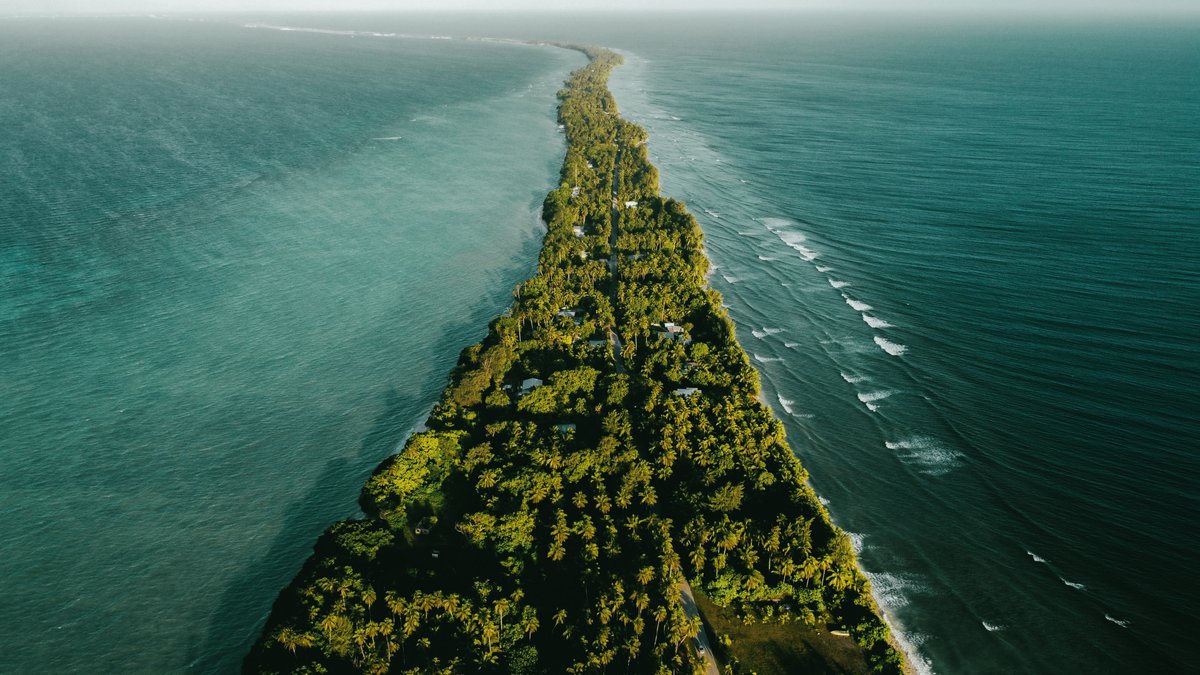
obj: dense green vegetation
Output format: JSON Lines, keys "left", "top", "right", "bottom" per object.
{"left": 245, "top": 46, "right": 904, "bottom": 675}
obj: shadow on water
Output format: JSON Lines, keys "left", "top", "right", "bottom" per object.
{"left": 184, "top": 382, "right": 424, "bottom": 674}
{"left": 185, "top": 222, "right": 545, "bottom": 674}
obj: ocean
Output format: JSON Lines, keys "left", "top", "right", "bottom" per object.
{"left": 0, "top": 16, "right": 582, "bottom": 673}
{"left": 2, "top": 12, "right": 1197, "bottom": 674}
{"left": 600, "top": 15, "right": 1200, "bottom": 674}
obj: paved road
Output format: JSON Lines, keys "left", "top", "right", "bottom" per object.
{"left": 608, "top": 151, "right": 720, "bottom": 675}
{"left": 607, "top": 150, "right": 625, "bottom": 375}
{"left": 680, "top": 580, "right": 721, "bottom": 675}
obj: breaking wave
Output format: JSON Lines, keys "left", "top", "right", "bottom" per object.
{"left": 874, "top": 336, "right": 907, "bottom": 356}
{"left": 843, "top": 295, "right": 873, "bottom": 312}
{"left": 886, "top": 436, "right": 964, "bottom": 475}
{"left": 773, "top": 230, "right": 819, "bottom": 260}
{"left": 761, "top": 217, "right": 798, "bottom": 231}
{"left": 776, "top": 395, "right": 795, "bottom": 414}
{"left": 862, "top": 314, "right": 893, "bottom": 329}
{"left": 861, "top": 571, "right": 938, "bottom": 675}
{"left": 857, "top": 390, "right": 895, "bottom": 404}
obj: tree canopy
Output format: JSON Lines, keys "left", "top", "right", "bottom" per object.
{"left": 244, "top": 46, "right": 904, "bottom": 675}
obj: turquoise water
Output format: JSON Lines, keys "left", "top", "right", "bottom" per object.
{"left": 278, "top": 11, "right": 1198, "bottom": 673}
{"left": 0, "top": 17, "right": 582, "bottom": 672}
{"left": 3, "top": 12, "right": 1197, "bottom": 675}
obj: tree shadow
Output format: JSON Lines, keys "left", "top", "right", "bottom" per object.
{"left": 184, "top": 381, "right": 423, "bottom": 674}
{"left": 185, "top": 301, "right": 533, "bottom": 673}
{"left": 187, "top": 190, "right": 547, "bottom": 675}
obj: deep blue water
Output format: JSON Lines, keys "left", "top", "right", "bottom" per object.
{"left": 602, "top": 15, "right": 1200, "bottom": 674}
{"left": 2, "top": 12, "right": 1197, "bottom": 674}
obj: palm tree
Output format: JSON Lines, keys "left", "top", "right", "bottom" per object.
{"left": 652, "top": 606, "right": 668, "bottom": 646}
{"left": 636, "top": 566, "right": 655, "bottom": 586}
{"left": 274, "top": 627, "right": 314, "bottom": 655}
{"left": 494, "top": 597, "right": 511, "bottom": 635}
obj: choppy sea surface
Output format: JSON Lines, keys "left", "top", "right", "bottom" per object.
{"left": 2, "top": 12, "right": 1197, "bottom": 674}
{"left": 601, "top": 15, "right": 1200, "bottom": 674}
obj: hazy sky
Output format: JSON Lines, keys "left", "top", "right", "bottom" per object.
{"left": 5, "top": 0, "right": 1199, "bottom": 14}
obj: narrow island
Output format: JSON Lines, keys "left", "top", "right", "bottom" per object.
{"left": 245, "top": 46, "right": 906, "bottom": 675}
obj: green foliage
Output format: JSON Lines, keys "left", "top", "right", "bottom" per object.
{"left": 246, "top": 46, "right": 902, "bottom": 675}
{"left": 361, "top": 431, "right": 463, "bottom": 527}
{"left": 330, "top": 521, "right": 395, "bottom": 561}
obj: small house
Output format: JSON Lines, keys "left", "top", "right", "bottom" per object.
{"left": 655, "top": 322, "right": 690, "bottom": 345}
{"left": 624, "top": 201, "right": 638, "bottom": 208}
{"left": 555, "top": 423, "right": 577, "bottom": 436}
{"left": 672, "top": 387, "right": 700, "bottom": 397}
{"left": 587, "top": 339, "right": 608, "bottom": 348}
{"left": 572, "top": 225, "right": 585, "bottom": 238}
{"left": 571, "top": 186, "right": 581, "bottom": 198}
{"left": 519, "top": 378, "right": 543, "bottom": 397}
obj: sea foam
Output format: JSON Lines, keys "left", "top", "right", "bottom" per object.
{"left": 1105, "top": 614, "right": 1130, "bottom": 628}
{"left": 857, "top": 390, "right": 895, "bottom": 404}
{"left": 886, "top": 436, "right": 964, "bottom": 475}
{"left": 874, "top": 336, "right": 907, "bottom": 356}
{"left": 761, "top": 217, "right": 797, "bottom": 231}
{"left": 828, "top": 278, "right": 848, "bottom": 289}
{"left": 847, "top": 531, "right": 865, "bottom": 554}
{"left": 861, "top": 571, "right": 937, "bottom": 675}
{"left": 773, "top": 230, "right": 819, "bottom": 260}
{"left": 776, "top": 395, "right": 795, "bottom": 414}
{"left": 862, "top": 314, "right": 893, "bottom": 329}
{"left": 843, "top": 295, "right": 873, "bottom": 312}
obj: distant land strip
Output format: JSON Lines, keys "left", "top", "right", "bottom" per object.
{"left": 244, "top": 45, "right": 907, "bottom": 675}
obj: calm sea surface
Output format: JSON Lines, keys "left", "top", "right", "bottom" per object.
{"left": 2, "top": 12, "right": 1197, "bottom": 674}
{"left": 0, "top": 16, "right": 581, "bottom": 672}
